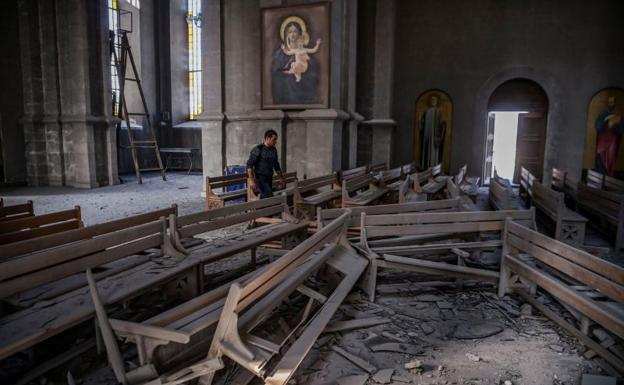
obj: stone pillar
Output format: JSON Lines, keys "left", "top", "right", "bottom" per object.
{"left": 18, "top": 0, "right": 117, "bottom": 188}
{"left": 288, "top": 109, "right": 349, "bottom": 177}
{"left": 356, "top": 0, "right": 397, "bottom": 166}
{"left": 199, "top": 0, "right": 224, "bottom": 196}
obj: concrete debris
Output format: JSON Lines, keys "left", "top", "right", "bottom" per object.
{"left": 336, "top": 374, "right": 369, "bottom": 385}
{"left": 465, "top": 353, "right": 481, "bottom": 362}
{"left": 372, "top": 368, "right": 394, "bottom": 384}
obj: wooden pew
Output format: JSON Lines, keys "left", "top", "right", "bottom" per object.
{"left": 341, "top": 173, "right": 390, "bottom": 208}
{"left": 319, "top": 198, "right": 461, "bottom": 236}
{"left": 0, "top": 208, "right": 194, "bottom": 360}
{"left": 551, "top": 168, "right": 580, "bottom": 207}
{"left": 89, "top": 211, "right": 367, "bottom": 385}
{"left": 498, "top": 219, "right": 624, "bottom": 368}
{"left": 488, "top": 174, "right": 515, "bottom": 210}
{"left": 455, "top": 164, "right": 480, "bottom": 202}
{"left": 359, "top": 209, "right": 536, "bottom": 301}
{"left": 585, "top": 169, "right": 604, "bottom": 189}
{"left": 584, "top": 169, "right": 624, "bottom": 194}
{"left": 368, "top": 161, "right": 389, "bottom": 173}
{"left": 247, "top": 171, "right": 298, "bottom": 202}
{"left": 531, "top": 181, "right": 588, "bottom": 247}
{"left": 339, "top": 165, "right": 368, "bottom": 184}
{"left": 0, "top": 206, "right": 83, "bottom": 245}
{"left": 171, "top": 195, "right": 308, "bottom": 259}
{"left": 292, "top": 173, "right": 341, "bottom": 219}
{"left": 401, "top": 161, "right": 417, "bottom": 176}
{"left": 577, "top": 182, "right": 624, "bottom": 253}
{"left": 446, "top": 179, "right": 477, "bottom": 211}
{"left": 376, "top": 166, "right": 405, "bottom": 203}
{"left": 205, "top": 173, "right": 248, "bottom": 209}
{"left": 519, "top": 166, "right": 536, "bottom": 206}
{"left": 206, "top": 172, "right": 297, "bottom": 209}
{"left": 0, "top": 200, "right": 34, "bottom": 222}
{"left": 420, "top": 164, "right": 449, "bottom": 199}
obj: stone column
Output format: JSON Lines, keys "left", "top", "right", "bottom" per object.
{"left": 356, "top": 0, "right": 397, "bottom": 166}
{"left": 199, "top": 0, "right": 225, "bottom": 196}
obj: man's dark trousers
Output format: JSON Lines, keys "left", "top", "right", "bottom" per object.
{"left": 256, "top": 174, "right": 273, "bottom": 198}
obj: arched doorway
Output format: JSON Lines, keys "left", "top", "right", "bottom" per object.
{"left": 484, "top": 79, "right": 548, "bottom": 183}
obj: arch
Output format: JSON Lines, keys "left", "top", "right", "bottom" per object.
{"left": 582, "top": 87, "right": 624, "bottom": 178}
{"left": 472, "top": 66, "right": 564, "bottom": 183}
{"left": 413, "top": 89, "right": 453, "bottom": 172}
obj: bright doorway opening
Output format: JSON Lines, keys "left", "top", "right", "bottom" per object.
{"left": 489, "top": 111, "right": 526, "bottom": 181}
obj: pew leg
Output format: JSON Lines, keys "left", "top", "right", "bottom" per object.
{"left": 359, "top": 258, "right": 378, "bottom": 302}
{"left": 498, "top": 261, "right": 510, "bottom": 297}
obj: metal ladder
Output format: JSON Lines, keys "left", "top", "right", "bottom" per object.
{"left": 112, "top": 30, "right": 166, "bottom": 184}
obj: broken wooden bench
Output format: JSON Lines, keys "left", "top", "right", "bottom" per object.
{"left": 358, "top": 209, "right": 537, "bottom": 301}
{"left": 446, "top": 178, "right": 477, "bottom": 211}
{"left": 319, "top": 198, "right": 461, "bottom": 237}
{"left": 0, "top": 206, "right": 187, "bottom": 360}
{"left": 341, "top": 173, "right": 390, "bottom": 208}
{"left": 205, "top": 171, "right": 297, "bottom": 209}
{"left": 338, "top": 165, "right": 368, "bottom": 184}
{"left": 551, "top": 167, "right": 581, "bottom": 208}
{"left": 368, "top": 161, "right": 389, "bottom": 173}
{"left": 292, "top": 172, "right": 341, "bottom": 219}
{"left": 498, "top": 219, "right": 624, "bottom": 369}
{"left": 531, "top": 180, "right": 588, "bottom": 247}
{"left": 0, "top": 199, "right": 34, "bottom": 222}
{"left": 488, "top": 174, "right": 516, "bottom": 210}
{"left": 585, "top": 169, "right": 624, "bottom": 193}
{"left": 88, "top": 210, "right": 367, "bottom": 385}
{"left": 376, "top": 166, "right": 406, "bottom": 204}
{"left": 0, "top": 206, "right": 83, "bottom": 245}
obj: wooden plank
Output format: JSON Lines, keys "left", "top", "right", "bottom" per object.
{"left": 383, "top": 254, "right": 499, "bottom": 280}
{"left": 323, "top": 317, "right": 391, "bottom": 333}
{"left": 364, "top": 209, "right": 533, "bottom": 226}
{"left": 515, "top": 289, "right": 624, "bottom": 371}
{"left": 109, "top": 319, "right": 191, "bottom": 344}
{"left": 507, "top": 221, "right": 624, "bottom": 285}
{"left": 331, "top": 346, "right": 377, "bottom": 373}
{"left": 504, "top": 254, "right": 624, "bottom": 339}
{"left": 374, "top": 240, "right": 502, "bottom": 255}
{"left": 0, "top": 201, "right": 33, "bottom": 219}
{"left": 367, "top": 221, "right": 505, "bottom": 238}
{"left": 264, "top": 250, "right": 368, "bottom": 385}
{"left": 378, "top": 259, "right": 499, "bottom": 283}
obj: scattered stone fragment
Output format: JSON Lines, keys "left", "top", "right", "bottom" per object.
{"left": 370, "top": 342, "right": 423, "bottom": 356}
{"left": 454, "top": 322, "right": 504, "bottom": 339}
{"left": 420, "top": 323, "right": 435, "bottom": 335}
{"left": 404, "top": 359, "right": 423, "bottom": 374}
{"left": 465, "top": 352, "right": 480, "bottom": 362}
{"left": 381, "top": 331, "right": 404, "bottom": 342}
{"left": 391, "top": 374, "right": 412, "bottom": 383}
{"left": 436, "top": 301, "right": 453, "bottom": 309}
{"left": 372, "top": 368, "right": 394, "bottom": 384}
{"left": 503, "top": 381, "right": 513, "bottom": 385}
{"left": 336, "top": 374, "right": 369, "bottom": 385}
{"left": 416, "top": 294, "right": 445, "bottom": 302}
{"left": 548, "top": 344, "right": 564, "bottom": 353}
{"left": 520, "top": 304, "right": 532, "bottom": 316}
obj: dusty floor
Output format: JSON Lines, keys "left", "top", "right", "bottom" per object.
{"left": 0, "top": 172, "right": 206, "bottom": 225}
{"left": 1, "top": 176, "right": 622, "bottom": 385}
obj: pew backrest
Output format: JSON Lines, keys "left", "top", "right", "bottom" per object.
{"left": 0, "top": 200, "right": 34, "bottom": 222}
{"left": 368, "top": 162, "right": 389, "bottom": 173}
{"left": 320, "top": 198, "right": 461, "bottom": 229}
{"left": 586, "top": 169, "right": 604, "bottom": 189}
{"left": 0, "top": 206, "right": 83, "bottom": 245}
{"left": 340, "top": 165, "right": 368, "bottom": 182}
{"left": 489, "top": 175, "right": 513, "bottom": 210}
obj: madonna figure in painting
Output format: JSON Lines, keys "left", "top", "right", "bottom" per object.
{"left": 271, "top": 16, "right": 321, "bottom": 105}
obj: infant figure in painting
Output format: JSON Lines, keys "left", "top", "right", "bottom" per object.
{"left": 281, "top": 37, "right": 321, "bottom": 82}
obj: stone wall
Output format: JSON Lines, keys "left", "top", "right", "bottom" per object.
{"left": 391, "top": 0, "right": 624, "bottom": 180}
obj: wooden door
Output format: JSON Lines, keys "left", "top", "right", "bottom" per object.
{"left": 513, "top": 111, "right": 546, "bottom": 183}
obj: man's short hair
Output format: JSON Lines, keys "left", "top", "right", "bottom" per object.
{"left": 264, "top": 129, "right": 278, "bottom": 139}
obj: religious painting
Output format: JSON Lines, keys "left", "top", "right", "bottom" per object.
{"left": 583, "top": 88, "right": 624, "bottom": 178}
{"left": 413, "top": 90, "right": 453, "bottom": 172}
{"left": 261, "top": 3, "right": 330, "bottom": 109}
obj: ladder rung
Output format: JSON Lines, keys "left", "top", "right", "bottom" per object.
{"left": 126, "top": 112, "right": 147, "bottom": 116}
{"left": 139, "top": 168, "right": 163, "bottom": 172}
{"left": 133, "top": 145, "right": 156, "bottom": 149}
{"left": 132, "top": 140, "right": 157, "bottom": 144}
{"left": 125, "top": 78, "right": 138, "bottom": 82}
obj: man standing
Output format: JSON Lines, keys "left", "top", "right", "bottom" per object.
{"left": 247, "top": 129, "right": 285, "bottom": 198}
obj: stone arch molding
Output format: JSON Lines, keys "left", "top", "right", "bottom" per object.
{"left": 473, "top": 66, "right": 564, "bottom": 183}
